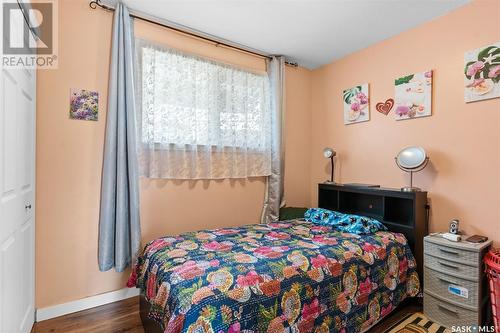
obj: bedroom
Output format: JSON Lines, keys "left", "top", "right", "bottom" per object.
{"left": 0, "top": 0, "right": 499, "bottom": 332}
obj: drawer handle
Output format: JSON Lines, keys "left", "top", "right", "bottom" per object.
{"left": 439, "top": 248, "right": 460, "bottom": 255}
{"left": 438, "top": 304, "right": 459, "bottom": 316}
{"left": 438, "top": 276, "right": 459, "bottom": 285}
{"left": 438, "top": 261, "right": 459, "bottom": 269}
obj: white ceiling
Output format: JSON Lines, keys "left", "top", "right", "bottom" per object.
{"left": 106, "top": 0, "right": 470, "bottom": 69}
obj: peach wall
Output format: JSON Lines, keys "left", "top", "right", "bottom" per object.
{"left": 310, "top": 0, "right": 500, "bottom": 243}
{"left": 36, "top": 0, "right": 311, "bottom": 308}
{"left": 36, "top": 0, "right": 497, "bottom": 311}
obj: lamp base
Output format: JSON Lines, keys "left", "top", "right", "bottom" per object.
{"left": 324, "top": 180, "right": 337, "bottom": 184}
{"left": 401, "top": 186, "right": 421, "bottom": 192}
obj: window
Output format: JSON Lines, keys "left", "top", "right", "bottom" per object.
{"left": 135, "top": 39, "right": 272, "bottom": 179}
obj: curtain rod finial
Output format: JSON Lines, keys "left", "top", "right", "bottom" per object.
{"left": 89, "top": 0, "right": 102, "bottom": 9}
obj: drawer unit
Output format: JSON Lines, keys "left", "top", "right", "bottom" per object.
{"left": 423, "top": 234, "right": 492, "bottom": 329}
{"left": 424, "top": 292, "right": 478, "bottom": 328}
{"left": 424, "top": 253, "right": 481, "bottom": 279}
{"left": 425, "top": 238, "right": 480, "bottom": 266}
{"left": 424, "top": 267, "right": 478, "bottom": 308}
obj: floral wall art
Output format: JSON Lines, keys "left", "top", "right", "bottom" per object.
{"left": 394, "top": 70, "right": 432, "bottom": 120}
{"left": 464, "top": 43, "right": 500, "bottom": 103}
{"left": 69, "top": 88, "right": 99, "bottom": 121}
{"left": 343, "top": 83, "right": 369, "bottom": 124}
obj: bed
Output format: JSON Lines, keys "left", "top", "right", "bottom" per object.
{"left": 129, "top": 185, "right": 428, "bottom": 333}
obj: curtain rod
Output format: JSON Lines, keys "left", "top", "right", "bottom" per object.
{"left": 89, "top": 0, "right": 298, "bottom": 68}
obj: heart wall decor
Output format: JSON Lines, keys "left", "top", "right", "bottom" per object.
{"left": 375, "top": 98, "right": 394, "bottom": 115}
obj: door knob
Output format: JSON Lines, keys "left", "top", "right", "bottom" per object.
{"left": 25, "top": 204, "right": 32, "bottom": 210}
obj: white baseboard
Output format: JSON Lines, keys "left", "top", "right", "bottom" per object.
{"left": 35, "top": 287, "right": 140, "bottom": 322}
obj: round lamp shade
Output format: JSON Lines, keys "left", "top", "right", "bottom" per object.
{"left": 395, "top": 146, "right": 429, "bottom": 192}
{"left": 396, "top": 146, "right": 427, "bottom": 170}
{"left": 323, "top": 147, "right": 336, "bottom": 159}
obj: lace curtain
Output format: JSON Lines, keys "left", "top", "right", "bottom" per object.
{"left": 135, "top": 39, "right": 272, "bottom": 179}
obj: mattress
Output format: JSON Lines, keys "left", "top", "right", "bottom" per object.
{"left": 127, "top": 219, "right": 420, "bottom": 333}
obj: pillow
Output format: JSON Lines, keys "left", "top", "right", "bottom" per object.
{"left": 304, "top": 208, "right": 387, "bottom": 235}
{"left": 279, "top": 207, "right": 308, "bottom": 221}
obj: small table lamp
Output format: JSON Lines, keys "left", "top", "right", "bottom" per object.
{"left": 323, "top": 147, "right": 336, "bottom": 183}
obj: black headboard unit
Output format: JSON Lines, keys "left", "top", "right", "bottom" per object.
{"left": 318, "top": 183, "right": 428, "bottom": 280}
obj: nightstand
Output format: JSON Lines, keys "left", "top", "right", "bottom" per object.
{"left": 423, "top": 234, "right": 492, "bottom": 328}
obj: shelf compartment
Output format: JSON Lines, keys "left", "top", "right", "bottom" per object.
{"left": 318, "top": 188, "right": 338, "bottom": 210}
{"left": 384, "top": 197, "right": 414, "bottom": 226}
{"left": 338, "top": 191, "right": 383, "bottom": 220}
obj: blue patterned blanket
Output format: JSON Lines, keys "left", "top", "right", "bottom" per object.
{"left": 128, "top": 219, "right": 420, "bottom": 333}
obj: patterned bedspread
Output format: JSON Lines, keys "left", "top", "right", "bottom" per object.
{"left": 127, "top": 220, "right": 420, "bottom": 333}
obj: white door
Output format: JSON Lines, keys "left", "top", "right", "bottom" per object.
{"left": 0, "top": 2, "right": 36, "bottom": 332}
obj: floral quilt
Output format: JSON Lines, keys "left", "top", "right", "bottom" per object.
{"left": 127, "top": 219, "right": 420, "bottom": 333}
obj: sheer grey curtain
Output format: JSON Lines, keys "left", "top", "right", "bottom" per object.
{"left": 98, "top": 3, "right": 141, "bottom": 272}
{"left": 261, "top": 56, "right": 286, "bottom": 223}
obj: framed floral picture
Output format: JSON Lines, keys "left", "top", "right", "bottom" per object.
{"left": 69, "top": 88, "right": 99, "bottom": 121}
{"left": 394, "top": 70, "right": 432, "bottom": 120}
{"left": 343, "top": 83, "right": 369, "bottom": 125}
{"left": 464, "top": 43, "right": 500, "bottom": 103}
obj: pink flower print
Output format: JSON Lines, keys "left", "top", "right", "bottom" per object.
{"left": 253, "top": 246, "right": 285, "bottom": 259}
{"left": 424, "top": 71, "right": 432, "bottom": 78}
{"left": 301, "top": 298, "right": 320, "bottom": 321}
{"left": 127, "top": 266, "right": 138, "bottom": 288}
{"left": 274, "top": 246, "right": 289, "bottom": 252}
{"left": 173, "top": 260, "right": 205, "bottom": 280}
{"left": 350, "top": 102, "right": 360, "bottom": 111}
{"left": 395, "top": 105, "right": 410, "bottom": 117}
{"left": 236, "top": 271, "right": 263, "bottom": 287}
{"left": 380, "top": 304, "right": 393, "bottom": 318}
{"left": 489, "top": 65, "right": 500, "bottom": 78}
{"left": 228, "top": 323, "right": 241, "bottom": 333}
{"left": 268, "top": 252, "right": 284, "bottom": 259}
{"left": 358, "top": 277, "right": 372, "bottom": 295}
{"left": 268, "top": 222, "right": 291, "bottom": 229}
{"left": 298, "top": 317, "right": 315, "bottom": 333}
{"left": 147, "top": 265, "right": 158, "bottom": 299}
{"left": 312, "top": 235, "right": 337, "bottom": 246}
{"left": 202, "top": 240, "right": 233, "bottom": 252}
{"left": 147, "top": 239, "right": 170, "bottom": 253}
{"left": 254, "top": 246, "right": 272, "bottom": 254}
{"left": 266, "top": 231, "right": 291, "bottom": 240}
{"left": 311, "top": 254, "right": 329, "bottom": 268}
{"left": 466, "top": 61, "right": 485, "bottom": 76}
{"left": 214, "top": 228, "right": 239, "bottom": 235}
{"left": 166, "top": 314, "right": 185, "bottom": 333}
{"left": 399, "top": 257, "right": 408, "bottom": 277}
{"left": 203, "top": 241, "right": 220, "bottom": 251}
{"left": 357, "top": 92, "right": 368, "bottom": 105}
{"left": 362, "top": 242, "right": 376, "bottom": 253}
{"left": 311, "top": 225, "right": 330, "bottom": 233}
{"left": 381, "top": 236, "right": 391, "bottom": 245}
